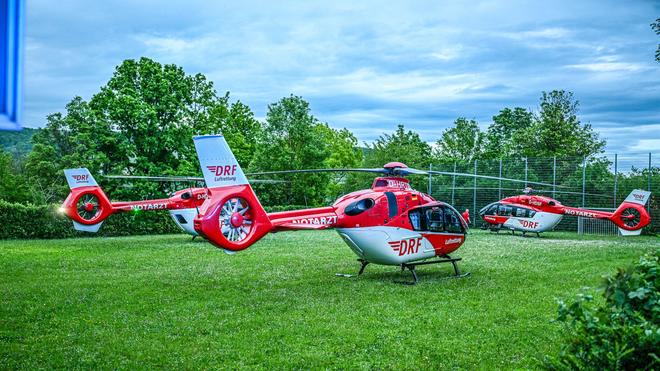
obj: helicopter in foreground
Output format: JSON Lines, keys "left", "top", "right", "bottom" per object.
{"left": 479, "top": 187, "right": 651, "bottom": 236}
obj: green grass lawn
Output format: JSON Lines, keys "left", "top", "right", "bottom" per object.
{"left": 1, "top": 230, "right": 657, "bottom": 369}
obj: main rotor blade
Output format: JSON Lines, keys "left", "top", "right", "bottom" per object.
{"left": 105, "top": 175, "right": 204, "bottom": 182}
{"left": 104, "top": 175, "right": 287, "bottom": 184}
{"left": 448, "top": 187, "right": 612, "bottom": 197}
{"left": 428, "top": 170, "right": 570, "bottom": 189}
{"left": 245, "top": 168, "right": 388, "bottom": 176}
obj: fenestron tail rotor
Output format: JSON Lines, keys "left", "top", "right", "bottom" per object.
{"left": 220, "top": 197, "right": 253, "bottom": 242}
{"left": 620, "top": 207, "right": 642, "bottom": 229}
{"left": 76, "top": 193, "right": 101, "bottom": 221}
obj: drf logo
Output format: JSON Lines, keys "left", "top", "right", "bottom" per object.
{"left": 519, "top": 220, "right": 539, "bottom": 229}
{"left": 632, "top": 193, "right": 645, "bottom": 201}
{"left": 388, "top": 237, "right": 423, "bottom": 256}
{"left": 207, "top": 165, "right": 237, "bottom": 177}
{"left": 72, "top": 174, "right": 89, "bottom": 183}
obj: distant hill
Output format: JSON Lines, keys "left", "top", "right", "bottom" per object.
{"left": 0, "top": 128, "right": 38, "bottom": 157}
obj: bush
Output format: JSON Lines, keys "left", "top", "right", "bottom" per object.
{"left": 546, "top": 251, "right": 659, "bottom": 370}
{"left": 0, "top": 200, "right": 181, "bottom": 239}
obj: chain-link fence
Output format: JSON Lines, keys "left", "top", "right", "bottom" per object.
{"left": 427, "top": 153, "right": 659, "bottom": 234}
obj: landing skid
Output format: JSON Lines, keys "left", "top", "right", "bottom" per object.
{"left": 395, "top": 255, "right": 470, "bottom": 285}
{"left": 335, "top": 259, "right": 370, "bottom": 278}
{"left": 337, "top": 257, "right": 469, "bottom": 284}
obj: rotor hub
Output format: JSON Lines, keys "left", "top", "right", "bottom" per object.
{"left": 230, "top": 212, "right": 244, "bottom": 227}
{"left": 84, "top": 202, "right": 95, "bottom": 212}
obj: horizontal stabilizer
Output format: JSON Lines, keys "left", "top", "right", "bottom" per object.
{"left": 618, "top": 227, "right": 642, "bottom": 237}
{"left": 72, "top": 221, "right": 103, "bottom": 233}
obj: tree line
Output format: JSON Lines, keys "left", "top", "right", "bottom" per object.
{"left": 0, "top": 56, "right": 642, "bottom": 208}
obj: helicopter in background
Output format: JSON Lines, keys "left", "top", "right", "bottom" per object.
{"left": 479, "top": 187, "right": 651, "bottom": 236}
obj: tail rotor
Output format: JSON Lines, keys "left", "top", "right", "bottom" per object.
{"left": 61, "top": 168, "right": 113, "bottom": 232}
{"left": 609, "top": 189, "right": 652, "bottom": 236}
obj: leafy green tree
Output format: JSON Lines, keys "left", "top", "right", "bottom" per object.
{"left": 249, "top": 95, "right": 332, "bottom": 206}
{"left": 652, "top": 18, "right": 660, "bottom": 62}
{"left": 0, "top": 150, "right": 34, "bottom": 203}
{"left": 365, "top": 124, "right": 432, "bottom": 168}
{"left": 26, "top": 57, "right": 260, "bottom": 202}
{"left": 357, "top": 125, "right": 432, "bottom": 191}
{"left": 521, "top": 90, "right": 605, "bottom": 158}
{"left": 317, "top": 125, "right": 364, "bottom": 199}
{"left": 483, "top": 108, "right": 534, "bottom": 159}
{"left": 434, "top": 118, "right": 484, "bottom": 163}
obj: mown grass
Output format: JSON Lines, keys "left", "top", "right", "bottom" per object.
{"left": 0, "top": 230, "right": 657, "bottom": 369}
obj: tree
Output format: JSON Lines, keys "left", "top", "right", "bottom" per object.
{"left": 522, "top": 90, "right": 604, "bottom": 158}
{"left": 317, "top": 125, "right": 363, "bottom": 199}
{"left": 652, "top": 18, "right": 660, "bottom": 62}
{"left": 360, "top": 125, "right": 432, "bottom": 191}
{"left": 26, "top": 57, "right": 259, "bottom": 202}
{"left": 483, "top": 108, "right": 534, "bottom": 159}
{"left": 249, "top": 95, "right": 332, "bottom": 206}
{"left": 0, "top": 150, "right": 34, "bottom": 204}
{"left": 434, "top": 118, "right": 484, "bottom": 163}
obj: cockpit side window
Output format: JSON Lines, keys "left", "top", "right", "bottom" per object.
{"left": 425, "top": 208, "right": 444, "bottom": 232}
{"left": 484, "top": 204, "right": 498, "bottom": 215}
{"left": 498, "top": 205, "right": 512, "bottom": 216}
{"left": 409, "top": 210, "right": 423, "bottom": 231}
{"left": 409, "top": 205, "right": 466, "bottom": 234}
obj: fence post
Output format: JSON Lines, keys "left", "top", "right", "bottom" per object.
{"left": 613, "top": 153, "right": 618, "bottom": 208}
{"left": 582, "top": 156, "right": 587, "bottom": 207}
{"left": 649, "top": 153, "right": 652, "bottom": 213}
{"left": 552, "top": 156, "right": 556, "bottom": 199}
{"left": 524, "top": 157, "right": 528, "bottom": 188}
{"left": 498, "top": 158, "right": 502, "bottom": 200}
{"left": 451, "top": 162, "right": 456, "bottom": 205}
{"left": 428, "top": 163, "right": 432, "bottom": 195}
{"left": 473, "top": 159, "right": 477, "bottom": 226}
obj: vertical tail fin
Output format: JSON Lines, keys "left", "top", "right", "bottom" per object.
{"left": 61, "top": 168, "right": 112, "bottom": 232}
{"left": 192, "top": 135, "right": 272, "bottom": 251}
{"left": 194, "top": 135, "right": 250, "bottom": 188}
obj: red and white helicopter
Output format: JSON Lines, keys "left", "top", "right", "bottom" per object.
{"left": 479, "top": 187, "right": 651, "bottom": 236}
{"left": 61, "top": 174, "right": 208, "bottom": 236}
{"left": 61, "top": 173, "right": 282, "bottom": 237}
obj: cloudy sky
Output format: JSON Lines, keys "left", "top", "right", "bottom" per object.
{"left": 24, "top": 0, "right": 660, "bottom": 153}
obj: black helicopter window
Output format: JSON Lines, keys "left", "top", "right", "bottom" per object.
{"left": 512, "top": 207, "right": 536, "bottom": 218}
{"left": 443, "top": 208, "right": 463, "bottom": 233}
{"left": 409, "top": 206, "right": 465, "bottom": 234}
{"left": 425, "top": 208, "right": 444, "bottom": 232}
{"left": 498, "top": 205, "right": 512, "bottom": 216}
{"left": 344, "top": 198, "right": 375, "bottom": 216}
{"left": 484, "top": 204, "right": 498, "bottom": 215}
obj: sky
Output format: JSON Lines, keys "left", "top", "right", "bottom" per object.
{"left": 24, "top": 0, "right": 660, "bottom": 153}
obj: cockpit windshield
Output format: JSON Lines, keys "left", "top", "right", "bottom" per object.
{"left": 409, "top": 204, "right": 465, "bottom": 234}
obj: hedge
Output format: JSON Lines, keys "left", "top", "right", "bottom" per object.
{"left": 0, "top": 200, "right": 181, "bottom": 239}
